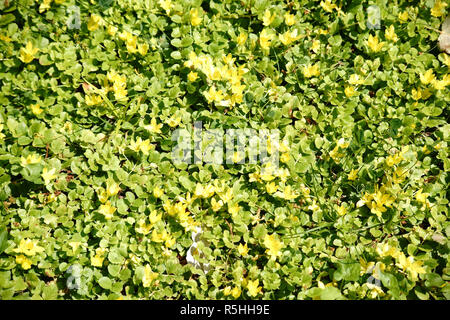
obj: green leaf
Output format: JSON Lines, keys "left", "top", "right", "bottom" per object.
{"left": 98, "top": 277, "right": 112, "bottom": 290}
{"left": 0, "top": 227, "right": 8, "bottom": 255}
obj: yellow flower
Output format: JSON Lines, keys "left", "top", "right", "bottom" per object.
{"left": 349, "top": 74, "right": 364, "bottom": 85}
{"left": 385, "top": 25, "right": 398, "bottom": 42}
{"left": 87, "top": 14, "right": 102, "bottom": 32}
{"left": 370, "top": 190, "right": 395, "bottom": 218}
{"left": 247, "top": 279, "right": 262, "bottom": 297}
{"left": 228, "top": 202, "right": 240, "bottom": 216}
{"left": 30, "top": 103, "right": 43, "bottom": 115}
{"left": 262, "top": 10, "right": 276, "bottom": 26}
{"left": 21, "top": 154, "right": 41, "bottom": 166}
{"left": 311, "top": 39, "right": 320, "bottom": 53}
{"left": 149, "top": 210, "right": 162, "bottom": 224}
{"left": 431, "top": 0, "right": 447, "bottom": 17}
{"left": 398, "top": 11, "right": 408, "bottom": 23}
{"left": 396, "top": 255, "right": 426, "bottom": 281}
{"left": 211, "top": 198, "right": 224, "bottom": 212}
{"left": 280, "top": 152, "right": 290, "bottom": 163}
{"left": 107, "top": 182, "right": 120, "bottom": 197}
{"left": 98, "top": 201, "right": 116, "bottom": 219}
{"left": 344, "top": 86, "right": 356, "bottom": 97}
{"left": 231, "top": 287, "right": 241, "bottom": 298}
{"left": 41, "top": 167, "right": 57, "bottom": 185}
{"left": 411, "top": 88, "right": 421, "bottom": 100}
{"left": 367, "top": 34, "right": 384, "bottom": 52}
{"left": 266, "top": 182, "right": 278, "bottom": 194}
{"left": 336, "top": 204, "right": 347, "bottom": 216}
{"left": 420, "top": 69, "right": 435, "bottom": 85}
{"left": 376, "top": 243, "right": 400, "bottom": 258}
{"left": 85, "top": 95, "right": 103, "bottom": 106}
{"left": 19, "top": 41, "right": 39, "bottom": 63}
{"left": 136, "top": 219, "right": 152, "bottom": 235}
{"left": 13, "top": 238, "right": 45, "bottom": 256}
{"left": 232, "top": 151, "right": 243, "bottom": 163}
{"left": 432, "top": 79, "right": 447, "bottom": 90}
{"left": 385, "top": 152, "right": 404, "bottom": 167}
{"left": 159, "top": 0, "right": 173, "bottom": 14}
{"left": 218, "top": 188, "right": 233, "bottom": 204}
{"left": 0, "top": 34, "right": 12, "bottom": 42}
{"left": 16, "top": 255, "right": 32, "bottom": 270}
{"left": 126, "top": 35, "right": 138, "bottom": 54}
{"left": 138, "top": 43, "right": 149, "bottom": 56}
{"left": 39, "top": 0, "right": 52, "bottom": 13}
{"left": 392, "top": 167, "right": 406, "bottom": 184}
{"left": 153, "top": 186, "right": 164, "bottom": 198}
{"left": 144, "top": 118, "right": 163, "bottom": 134}
{"left": 348, "top": 169, "right": 358, "bottom": 181}
{"left": 142, "top": 265, "right": 159, "bottom": 287}
{"left": 138, "top": 139, "right": 154, "bottom": 155}
{"left": 259, "top": 29, "right": 273, "bottom": 51}
{"left": 442, "top": 53, "right": 450, "bottom": 67}
{"left": 264, "top": 234, "right": 283, "bottom": 260}
{"left": 194, "top": 183, "right": 215, "bottom": 198}
{"left": 188, "top": 71, "right": 198, "bottom": 82}
{"left": 284, "top": 12, "right": 295, "bottom": 26}
{"left": 237, "top": 243, "right": 249, "bottom": 256}
{"left": 415, "top": 188, "right": 429, "bottom": 204}
{"left": 91, "top": 248, "right": 106, "bottom": 267}
{"left": 204, "top": 86, "right": 224, "bottom": 103}
{"left": 279, "top": 29, "right": 302, "bottom": 46}
{"left": 236, "top": 32, "right": 248, "bottom": 46}
{"left": 190, "top": 8, "right": 202, "bottom": 26}
{"left": 224, "top": 286, "right": 241, "bottom": 298}
{"left": 303, "top": 63, "right": 320, "bottom": 78}
{"left": 107, "top": 25, "right": 118, "bottom": 36}
{"left": 320, "top": 0, "right": 337, "bottom": 12}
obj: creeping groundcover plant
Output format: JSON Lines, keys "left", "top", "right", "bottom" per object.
{"left": 0, "top": 0, "right": 449, "bottom": 300}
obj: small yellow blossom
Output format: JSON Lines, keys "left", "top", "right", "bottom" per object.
{"left": 303, "top": 64, "right": 320, "bottom": 78}
{"left": 153, "top": 186, "right": 164, "bottom": 198}
{"left": 431, "top": 0, "right": 447, "bottom": 17}
{"left": 320, "top": 0, "right": 337, "bottom": 12}
{"left": 236, "top": 32, "right": 248, "bottom": 46}
{"left": 190, "top": 8, "right": 202, "bottom": 26}
{"left": 142, "top": 265, "right": 159, "bottom": 287}
{"left": 21, "top": 154, "right": 41, "bottom": 166}
{"left": 19, "top": 41, "right": 39, "bottom": 63}
{"left": 264, "top": 234, "right": 283, "bottom": 260}
{"left": 237, "top": 243, "right": 249, "bottom": 256}
{"left": 247, "top": 279, "right": 262, "bottom": 297}
{"left": 420, "top": 69, "right": 435, "bottom": 85}
{"left": 87, "top": 14, "right": 102, "bottom": 32}
{"left": 367, "top": 34, "right": 384, "bottom": 52}
{"left": 188, "top": 71, "right": 198, "bottom": 82}
{"left": 348, "top": 169, "right": 358, "bottom": 181}
{"left": 144, "top": 118, "right": 163, "bottom": 134}
{"left": 16, "top": 255, "right": 33, "bottom": 270}
{"left": 107, "top": 25, "right": 118, "bottom": 36}
{"left": 284, "top": 12, "right": 295, "bottom": 26}
{"left": 385, "top": 25, "right": 398, "bottom": 42}
{"left": 13, "top": 239, "right": 44, "bottom": 256}
{"left": 85, "top": 95, "right": 103, "bottom": 106}
{"left": 30, "top": 104, "right": 43, "bottom": 115}
{"left": 98, "top": 201, "right": 116, "bottom": 219}
{"left": 398, "top": 11, "right": 408, "bottom": 23}
{"left": 262, "top": 10, "right": 276, "bottom": 26}
{"left": 259, "top": 29, "right": 273, "bottom": 51}
{"left": 42, "top": 167, "right": 57, "bottom": 185}
{"left": 266, "top": 182, "right": 278, "bottom": 194}
{"left": 344, "top": 86, "right": 356, "bottom": 97}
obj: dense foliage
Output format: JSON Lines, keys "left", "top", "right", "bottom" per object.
{"left": 0, "top": 0, "right": 449, "bottom": 300}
